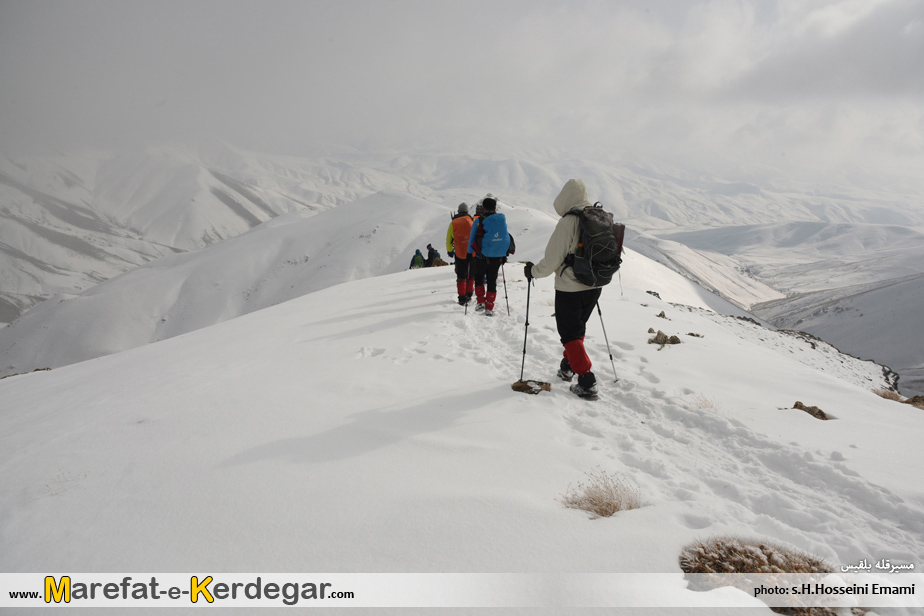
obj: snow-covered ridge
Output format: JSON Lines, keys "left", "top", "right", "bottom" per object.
{"left": 5, "top": 144, "right": 924, "bottom": 326}
{"left": 660, "top": 222, "right": 924, "bottom": 294}
{"left": 4, "top": 144, "right": 924, "bottom": 395}
{"left": 752, "top": 273, "right": 924, "bottom": 396}
{"left": 0, "top": 144, "right": 417, "bottom": 323}
{"left": 0, "top": 163, "right": 182, "bottom": 323}
{"left": 0, "top": 190, "right": 439, "bottom": 376}
{"left": 2, "top": 263, "right": 921, "bottom": 612}
{"left": 0, "top": 189, "right": 750, "bottom": 379}
{"left": 0, "top": 147, "right": 300, "bottom": 323}
{"left": 621, "top": 220, "right": 924, "bottom": 396}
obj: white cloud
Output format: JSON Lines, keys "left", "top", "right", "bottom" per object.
{"left": 0, "top": 0, "right": 921, "bottom": 180}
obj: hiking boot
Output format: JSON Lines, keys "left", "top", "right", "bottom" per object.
{"left": 569, "top": 372, "right": 598, "bottom": 398}
{"left": 484, "top": 308, "right": 494, "bottom": 317}
{"left": 458, "top": 295, "right": 467, "bottom": 306}
{"left": 475, "top": 303, "right": 485, "bottom": 313}
{"left": 557, "top": 359, "right": 574, "bottom": 382}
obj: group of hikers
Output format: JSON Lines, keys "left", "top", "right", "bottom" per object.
{"left": 408, "top": 244, "right": 443, "bottom": 269}
{"left": 445, "top": 193, "right": 515, "bottom": 317}
{"left": 440, "top": 180, "right": 624, "bottom": 399}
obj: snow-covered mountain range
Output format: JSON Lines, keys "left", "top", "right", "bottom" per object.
{"left": 2, "top": 144, "right": 923, "bottom": 612}
{"left": 0, "top": 143, "right": 428, "bottom": 323}
{"left": 1, "top": 144, "right": 922, "bottom": 395}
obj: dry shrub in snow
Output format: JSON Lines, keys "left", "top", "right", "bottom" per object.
{"left": 793, "top": 401, "right": 828, "bottom": 420}
{"left": 560, "top": 467, "right": 640, "bottom": 518}
{"left": 691, "top": 394, "right": 721, "bottom": 410}
{"left": 679, "top": 536, "right": 858, "bottom": 616}
{"left": 874, "top": 388, "right": 902, "bottom": 402}
{"left": 648, "top": 330, "right": 681, "bottom": 349}
{"left": 680, "top": 536, "right": 831, "bottom": 574}
{"left": 899, "top": 394, "right": 924, "bottom": 410}
{"left": 871, "top": 389, "right": 923, "bottom": 410}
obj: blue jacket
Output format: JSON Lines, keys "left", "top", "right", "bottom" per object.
{"left": 467, "top": 212, "right": 510, "bottom": 258}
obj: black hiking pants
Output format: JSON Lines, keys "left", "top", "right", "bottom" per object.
{"left": 473, "top": 257, "right": 503, "bottom": 293}
{"left": 454, "top": 257, "right": 473, "bottom": 282}
{"left": 555, "top": 288, "right": 602, "bottom": 344}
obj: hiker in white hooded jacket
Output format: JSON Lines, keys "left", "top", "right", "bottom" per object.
{"left": 524, "top": 179, "right": 603, "bottom": 398}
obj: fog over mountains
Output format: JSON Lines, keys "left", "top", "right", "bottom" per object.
{"left": 1, "top": 143, "right": 923, "bottom": 395}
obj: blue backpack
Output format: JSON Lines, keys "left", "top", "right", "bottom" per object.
{"left": 472, "top": 213, "right": 511, "bottom": 258}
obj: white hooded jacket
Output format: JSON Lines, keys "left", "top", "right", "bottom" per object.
{"left": 529, "top": 179, "right": 600, "bottom": 292}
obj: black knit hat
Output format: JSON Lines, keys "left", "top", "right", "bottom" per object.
{"left": 483, "top": 197, "right": 497, "bottom": 211}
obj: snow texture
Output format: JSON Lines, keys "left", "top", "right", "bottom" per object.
{"left": 2, "top": 239, "right": 922, "bottom": 614}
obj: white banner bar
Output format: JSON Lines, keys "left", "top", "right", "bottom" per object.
{"left": 1, "top": 572, "right": 921, "bottom": 608}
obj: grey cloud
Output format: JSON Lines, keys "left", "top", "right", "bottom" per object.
{"left": 726, "top": 0, "right": 924, "bottom": 101}
{"left": 0, "top": 0, "right": 921, "bottom": 180}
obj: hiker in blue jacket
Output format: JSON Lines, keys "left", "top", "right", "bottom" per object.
{"left": 408, "top": 249, "right": 424, "bottom": 269}
{"left": 466, "top": 197, "right": 514, "bottom": 316}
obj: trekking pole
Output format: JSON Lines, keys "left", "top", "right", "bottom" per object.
{"left": 519, "top": 281, "right": 533, "bottom": 382}
{"left": 502, "top": 263, "right": 510, "bottom": 316}
{"left": 596, "top": 302, "right": 619, "bottom": 382}
{"left": 464, "top": 259, "right": 471, "bottom": 315}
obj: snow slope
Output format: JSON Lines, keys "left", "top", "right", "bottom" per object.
{"left": 5, "top": 144, "right": 924, "bottom": 397}
{"left": 5, "top": 145, "right": 924, "bottom": 323}
{"left": 1, "top": 261, "right": 921, "bottom": 613}
{"left": 0, "top": 146, "right": 298, "bottom": 324}
{"left": 752, "top": 273, "right": 924, "bottom": 397}
{"left": 0, "top": 154, "right": 182, "bottom": 323}
{"left": 624, "top": 229, "right": 785, "bottom": 309}
{"left": 0, "top": 191, "right": 753, "bottom": 379}
{"left": 0, "top": 143, "right": 412, "bottom": 322}
{"left": 660, "top": 222, "right": 924, "bottom": 295}
{"left": 653, "top": 222, "right": 924, "bottom": 396}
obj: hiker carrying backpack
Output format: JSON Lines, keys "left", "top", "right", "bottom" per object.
{"left": 466, "top": 197, "right": 514, "bottom": 316}
{"left": 523, "top": 179, "right": 625, "bottom": 399}
{"left": 425, "top": 244, "right": 440, "bottom": 267}
{"left": 563, "top": 202, "right": 625, "bottom": 287}
{"left": 447, "top": 203, "right": 475, "bottom": 305}
{"left": 408, "top": 249, "right": 425, "bottom": 270}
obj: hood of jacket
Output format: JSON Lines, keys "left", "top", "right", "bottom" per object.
{"left": 553, "top": 179, "right": 592, "bottom": 217}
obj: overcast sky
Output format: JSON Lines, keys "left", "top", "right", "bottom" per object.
{"left": 1, "top": 0, "right": 922, "bottom": 176}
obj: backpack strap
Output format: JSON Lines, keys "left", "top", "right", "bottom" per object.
{"left": 561, "top": 209, "right": 584, "bottom": 275}
{"left": 472, "top": 216, "right": 486, "bottom": 256}
{"left": 561, "top": 203, "right": 603, "bottom": 275}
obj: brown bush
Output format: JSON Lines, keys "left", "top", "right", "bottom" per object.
{"left": 679, "top": 536, "right": 857, "bottom": 616}
{"left": 903, "top": 395, "right": 924, "bottom": 410}
{"left": 794, "top": 401, "right": 828, "bottom": 420}
{"left": 680, "top": 536, "right": 831, "bottom": 575}
{"left": 873, "top": 388, "right": 902, "bottom": 402}
{"left": 560, "top": 467, "right": 641, "bottom": 518}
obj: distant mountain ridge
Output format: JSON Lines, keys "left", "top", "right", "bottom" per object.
{"left": 0, "top": 187, "right": 754, "bottom": 381}
{"left": 752, "top": 273, "right": 924, "bottom": 396}
{"left": 0, "top": 144, "right": 422, "bottom": 322}
{"left": 3, "top": 143, "right": 923, "bottom": 394}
